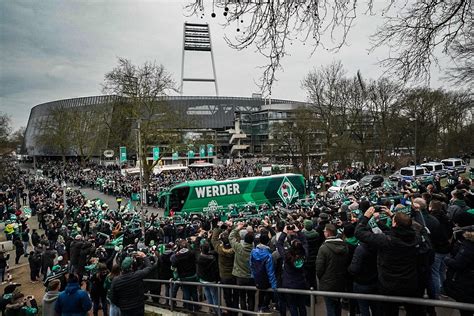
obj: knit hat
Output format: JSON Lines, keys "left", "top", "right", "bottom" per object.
{"left": 304, "top": 219, "right": 313, "bottom": 231}
{"left": 121, "top": 257, "right": 133, "bottom": 271}
{"left": 259, "top": 230, "right": 270, "bottom": 245}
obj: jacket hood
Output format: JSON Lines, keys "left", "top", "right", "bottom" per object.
{"left": 43, "top": 291, "right": 60, "bottom": 303}
{"left": 324, "top": 238, "right": 348, "bottom": 255}
{"left": 251, "top": 245, "right": 271, "bottom": 260}
{"left": 65, "top": 282, "right": 80, "bottom": 295}
{"left": 392, "top": 226, "right": 416, "bottom": 243}
{"left": 303, "top": 229, "right": 319, "bottom": 239}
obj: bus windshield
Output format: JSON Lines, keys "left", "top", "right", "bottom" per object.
{"left": 169, "top": 186, "right": 190, "bottom": 212}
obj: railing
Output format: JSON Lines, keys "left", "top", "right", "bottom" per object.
{"left": 144, "top": 279, "right": 474, "bottom": 316}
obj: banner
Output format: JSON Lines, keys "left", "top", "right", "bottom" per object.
{"left": 188, "top": 150, "right": 195, "bottom": 158}
{"left": 119, "top": 146, "right": 127, "bottom": 163}
{"left": 172, "top": 152, "right": 179, "bottom": 161}
{"left": 153, "top": 147, "right": 160, "bottom": 161}
{"left": 131, "top": 193, "right": 140, "bottom": 201}
{"left": 207, "top": 144, "right": 214, "bottom": 157}
{"left": 199, "top": 145, "right": 206, "bottom": 158}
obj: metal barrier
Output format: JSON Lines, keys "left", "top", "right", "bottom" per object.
{"left": 144, "top": 279, "right": 474, "bottom": 315}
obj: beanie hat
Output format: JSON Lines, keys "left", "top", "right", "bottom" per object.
{"left": 259, "top": 231, "right": 270, "bottom": 245}
{"left": 121, "top": 257, "right": 133, "bottom": 271}
{"left": 304, "top": 219, "right": 313, "bottom": 231}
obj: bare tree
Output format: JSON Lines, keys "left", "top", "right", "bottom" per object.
{"left": 371, "top": 0, "right": 473, "bottom": 84}
{"left": 445, "top": 32, "right": 474, "bottom": 86}
{"left": 186, "top": 1, "right": 472, "bottom": 94}
{"left": 271, "top": 106, "right": 316, "bottom": 174}
{"left": 0, "top": 112, "right": 12, "bottom": 155}
{"left": 302, "top": 61, "right": 348, "bottom": 172}
{"left": 102, "top": 58, "right": 189, "bottom": 185}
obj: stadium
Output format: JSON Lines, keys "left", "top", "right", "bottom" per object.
{"left": 24, "top": 94, "right": 307, "bottom": 159}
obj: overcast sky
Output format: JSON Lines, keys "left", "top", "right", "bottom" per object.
{"left": 1, "top": 0, "right": 451, "bottom": 130}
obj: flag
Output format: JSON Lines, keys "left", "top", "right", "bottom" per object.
{"left": 119, "top": 146, "right": 127, "bottom": 163}
{"left": 153, "top": 147, "right": 160, "bottom": 161}
{"left": 199, "top": 145, "right": 206, "bottom": 157}
{"left": 207, "top": 144, "right": 214, "bottom": 156}
{"left": 188, "top": 150, "right": 195, "bottom": 158}
{"left": 172, "top": 152, "right": 179, "bottom": 160}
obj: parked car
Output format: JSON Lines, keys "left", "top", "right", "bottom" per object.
{"left": 389, "top": 170, "right": 402, "bottom": 182}
{"left": 421, "top": 162, "right": 449, "bottom": 178}
{"left": 441, "top": 158, "right": 467, "bottom": 173}
{"left": 359, "top": 175, "right": 384, "bottom": 188}
{"left": 399, "top": 166, "right": 433, "bottom": 183}
{"left": 327, "top": 179, "right": 360, "bottom": 195}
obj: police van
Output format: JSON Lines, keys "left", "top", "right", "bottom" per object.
{"left": 421, "top": 162, "right": 449, "bottom": 178}
{"left": 441, "top": 158, "right": 467, "bottom": 173}
{"left": 399, "top": 166, "right": 433, "bottom": 183}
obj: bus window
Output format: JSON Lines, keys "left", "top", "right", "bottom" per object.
{"left": 169, "top": 187, "right": 190, "bottom": 212}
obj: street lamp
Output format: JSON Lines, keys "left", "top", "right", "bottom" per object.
{"left": 61, "top": 180, "right": 67, "bottom": 213}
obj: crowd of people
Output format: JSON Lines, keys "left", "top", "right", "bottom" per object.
{"left": 0, "top": 158, "right": 473, "bottom": 316}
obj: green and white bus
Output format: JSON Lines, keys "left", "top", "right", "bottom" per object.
{"left": 158, "top": 173, "right": 305, "bottom": 216}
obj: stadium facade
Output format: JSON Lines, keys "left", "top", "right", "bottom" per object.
{"left": 24, "top": 95, "right": 309, "bottom": 159}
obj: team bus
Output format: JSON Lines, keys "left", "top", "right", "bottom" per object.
{"left": 157, "top": 173, "right": 305, "bottom": 216}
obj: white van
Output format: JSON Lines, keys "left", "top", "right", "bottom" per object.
{"left": 399, "top": 166, "right": 432, "bottom": 182}
{"left": 441, "top": 158, "right": 466, "bottom": 173}
{"left": 421, "top": 162, "right": 448, "bottom": 178}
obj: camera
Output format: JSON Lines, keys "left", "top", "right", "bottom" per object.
{"left": 374, "top": 205, "right": 384, "bottom": 212}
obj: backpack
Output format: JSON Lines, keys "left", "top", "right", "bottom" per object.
{"left": 251, "top": 254, "right": 271, "bottom": 290}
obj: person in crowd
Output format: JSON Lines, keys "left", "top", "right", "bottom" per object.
{"left": 28, "top": 250, "right": 42, "bottom": 283}
{"left": 55, "top": 273, "right": 92, "bottom": 316}
{"left": 250, "top": 228, "right": 277, "bottom": 312}
{"left": 13, "top": 237, "right": 24, "bottom": 265}
{"left": 316, "top": 223, "right": 349, "bottom": 316}
{"left": 278, "top": 224, "right": 309, "bottom": 316}
{"left": 229, "top": 221, "right": 255, "bottom": 313}
{"left": 302, "top": 219, "right": 321, "bottom": 290}
{"left": 0, "top": 251, "right": 10, "bottom": 283}
{"left": 171, "top": 239, "right": 199, "bottom": 311}
{"left": 443, "top": 212, "right": 474, "bottom": 316}
{"left": 211, "top": 225, "right": 238, "bottom": 314}
{"left": 104, "top": 264, "right": 121, "bottom": 316}
{"left": 90, "top": 264, "right": 109, "bottom": 316}
{"left": 348, "top": 241, "right": 381, "bottom": 316}
{"left": 155, "top": 243, "right": 174, "bottom": 306}
{"left": 42, "top": 279, "right": 61, "bottom": 316}
{"left": 110, "top": 252, "right": 157, "bottom": 316}
{"left": 21, "top": 228, "right": 30, "bottom": 257}
{"left": 355, "top": 206, "right": 422, "bottom": 316}
{"left": 196, "top": 240, "right": 219, "bottom": 312}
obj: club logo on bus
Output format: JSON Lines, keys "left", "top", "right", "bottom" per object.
{"left": 203, "top": 200, "right": 220, "bottom": 213}
{"left": 278, "top": 177, "right": 299, "bottom": 205}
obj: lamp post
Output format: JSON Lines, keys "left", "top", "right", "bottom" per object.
{"left": 135, "top": 118, "right": 146, "bottom": 238}
{"left": 62, "top": 180, "right": 67, "bottom": 213}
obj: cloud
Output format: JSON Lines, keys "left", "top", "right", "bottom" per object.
{"left": 0, "top": 0, "right": 450, "bottom": 130}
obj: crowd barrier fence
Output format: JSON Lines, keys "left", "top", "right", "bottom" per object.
{"left": 143, "top": 279, "right": 474, "bottom": 316}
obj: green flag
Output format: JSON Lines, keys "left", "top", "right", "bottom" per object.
{"left": 153, "top": 147, "right": 160, "bottom": 161}
{"left": 188, "top": 150, "right": 195, "bottom": 158}
{"left": 207, "top": 144, "right": 214, "bottom": 156}
{"left": 119, "top": 146, "right": 127, "bottom": 163}
{"left": 199, "top": 145, "right": 206, "bottom": 157}
{"left": 172, "top": 152, "right": 179, "bottom": 160}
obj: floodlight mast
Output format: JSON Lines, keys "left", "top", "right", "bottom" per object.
{"left": 181, "top": 22, "right": 219, "bottom": 96}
